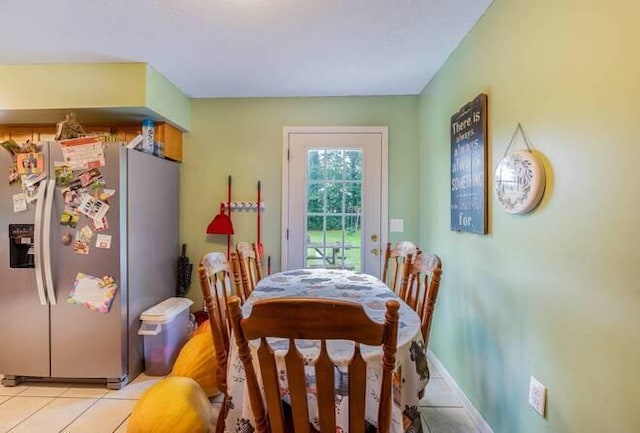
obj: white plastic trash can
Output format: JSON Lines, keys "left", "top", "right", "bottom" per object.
{"left": 138, "top": 297, "right": 193, "bottom": 376}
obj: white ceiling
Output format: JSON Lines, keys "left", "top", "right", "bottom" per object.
{"left": 0, "top": 0, "right": 492, "bottom": 98}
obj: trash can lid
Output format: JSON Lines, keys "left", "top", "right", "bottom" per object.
{"left": 140, "top": 297, "right": 193, "bottom": 323}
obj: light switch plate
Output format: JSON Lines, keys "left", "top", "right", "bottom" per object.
{"left": 390, "top": 218, "right": 404, "bottom": 233}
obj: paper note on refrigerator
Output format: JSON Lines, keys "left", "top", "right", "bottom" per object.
{"left": 12, "top": 193, "right": 27, "bottom": 212}
{"left": 67, "top": 273, "right": 118, "bottom": 314}
{"left": 59, "top": 137, "right": 105, "bottom": 171}
{"left": 95, "top": 234, "right": 112, "bottom": 249}
{"left": 77, "top": 194, "right": 109, "bottom": 221}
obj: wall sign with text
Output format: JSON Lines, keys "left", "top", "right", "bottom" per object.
{"left": 450, "top": 94, "right": 488, "bottom": 234}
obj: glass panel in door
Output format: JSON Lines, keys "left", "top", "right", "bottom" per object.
{"left": 305, "top": 149, "right": 362, "bottom": 271}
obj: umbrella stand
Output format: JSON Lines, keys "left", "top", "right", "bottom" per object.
{"left": 176, "top": 243, "right": 193, "bottom": 297}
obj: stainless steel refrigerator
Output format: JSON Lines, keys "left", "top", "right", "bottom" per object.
{"left": 0, "top": 141, "right": 179, "bottom": 389}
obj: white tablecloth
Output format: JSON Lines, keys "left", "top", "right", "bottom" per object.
{"left": 225, "top": 269, "right": 428, "bottom": 433}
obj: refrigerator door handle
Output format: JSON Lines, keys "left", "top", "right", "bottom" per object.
{"left": 43, "top": 179, "right": 57, "bottom": 305}
{"left": 33, "top": 180, "right": 48, "bottom": 305}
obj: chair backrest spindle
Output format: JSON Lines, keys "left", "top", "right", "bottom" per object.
{"left": 229, "top": 251, "right": 247, "bottom": 303}
{"left": 400, "top": 253, "right": 443, "bottom": 345}
{"left": 235, "top": 241, "right": 264, "bottom": 298}
{"left": 382, "top": 241, "right": 419, "bottom": 293}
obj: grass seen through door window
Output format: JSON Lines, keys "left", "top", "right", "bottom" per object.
{"left": 307, "top": 230, "right": 361, "bottom": 272}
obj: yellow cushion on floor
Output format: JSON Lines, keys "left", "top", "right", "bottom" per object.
{"left": 191, "top": 320, "right": 211, "bottom": 337}
{"left": 170, "top": 331, "right": 220, "bottom": 397}
{"left": 127, "top": 376, "right": 211, "bottom": 433}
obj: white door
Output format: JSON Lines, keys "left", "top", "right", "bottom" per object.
{"left": 282, "top": 127, "right": 388, "bottom": 276}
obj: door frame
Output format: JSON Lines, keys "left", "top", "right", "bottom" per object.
{"left": 281, "top": 126, "right": 388, "bottom": 272}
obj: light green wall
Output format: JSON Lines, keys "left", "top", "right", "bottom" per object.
{"left": 0, "top": 63, "right": 146, "bottom": 109}
{"left": 0, "top": 63, "right": 190, "bottom": 129}
{"left": 418, "top": 0, "right": 640, "bottom": 432}
{"left": 181, "top": 96, "right": 419, "bottom": 308}
{"left": 145, "top": 65, "right": 191, "bottom": 130}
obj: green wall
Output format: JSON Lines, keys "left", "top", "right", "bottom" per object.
{"left": 0, "top": 63, "right": 145, "bottom": 109}
{"left": 145, "top": 66, "right": 191, "bottom": 130}
{"left": 0, "top": 63, "right": 190, "bottom": 129}
{"left": 418, "top": 0, "right": 640, "bottom": 432}
{"left": 181, "top": 96, "right": 419, "bottom": 308}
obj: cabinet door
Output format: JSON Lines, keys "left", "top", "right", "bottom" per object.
{"left": 6, "top": 127, "right": 35, "bottom": 144}
{"left": 115, "top": 126, "right": 141, "bottom": 143}
{"left": 155, "top": 123, "right": 183, "bottom": 162}
{"left": 35, "top": 126, "right": 57, "bottom": 141}
{"left": 84, "top": 125, "right": 113, "bottom": 136}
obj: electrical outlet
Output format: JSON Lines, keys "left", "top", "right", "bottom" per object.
{"left": 528, "top": 376, "right": 547, "bottom": 417}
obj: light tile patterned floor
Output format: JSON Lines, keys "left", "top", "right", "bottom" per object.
{"left": 0, "top": 373, "right": 159, "bottom": 433}
{"left": 1, "top": 361, "right": 481, "bottom": 433}
{"left": 420, "top": 361, "right": 481, "bottom": 433}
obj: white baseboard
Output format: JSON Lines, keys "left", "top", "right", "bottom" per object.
{"left": 427, "top": 349, "right": 493, "bottom": 433}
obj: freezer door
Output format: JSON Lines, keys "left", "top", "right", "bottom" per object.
{"left": 0, "top": 142, "right": 50, "bottom": 377}
{"left": 48, "top": 141, "right": 125, "bottom": 378}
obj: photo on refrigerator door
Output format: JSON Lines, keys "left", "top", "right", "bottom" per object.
{"left": 78, "top": 168, "right": 104, "bottom": 188}
{"left": 72, "top": 239, "right": 90, "bottom": 255}
{"left": 54, "top": 162, "right": 73, "bottom": 187}
{"left": 60, "top": 209, "right": 80, "bottom": 228}
{"left": 77, "top": 225, "right": 94, "bottom": 243}
{"left": 16, "top": 152, "right": 45, "bottom": 175}
{"left": 9, "top": 164, "right": 20, "bottom": 185}
{"left": 62, "top": 189, "right": 82, "bottom": 208}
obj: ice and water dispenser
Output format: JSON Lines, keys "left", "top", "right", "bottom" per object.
{"left": 9, "top": 224, "right": 35, "bottom": 268}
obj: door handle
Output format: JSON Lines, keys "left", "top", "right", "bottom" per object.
{"left": 33, "top": 180, "right": 48, "bottom": 306}
{"left": 370, "top": 248, "right": 379, "bottom": 256}
{"left": 43, "top": 179, "right": 56, "bottom": 305}
{"left": 370, "top": 234, "right": 378, "bottom": 242}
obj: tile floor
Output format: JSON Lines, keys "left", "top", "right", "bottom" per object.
{"left": 0, "top": 360, "right": 482, "bottom": 433}
{"left": 419, "top": 361, "right": 481, "bottom": 433}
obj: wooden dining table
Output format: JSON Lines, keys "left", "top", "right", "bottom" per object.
{"left": 224, "top": 268, "right": 429, "bottom": 433}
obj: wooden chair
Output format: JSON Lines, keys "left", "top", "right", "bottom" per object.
{"left": 381, "top": 241, "right": 419, "bottom": 293}
{"left": 235, "top": 241, "right": 264, "bottom": 298}
{"left": 228, "top": 295, "right": 400, "bottom": 433}
{"left": 229, "top": 251, "right": 248, "bottom": 303}
{"left": 198, "top": 252, "right": 234, "bottom": 433}
{"left": 399, "top": 252, "right": 442, "bottom": 346}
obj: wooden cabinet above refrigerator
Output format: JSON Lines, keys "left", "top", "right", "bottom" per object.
{"left": 0, "top": 122, "right": 183, "bottom": 162}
